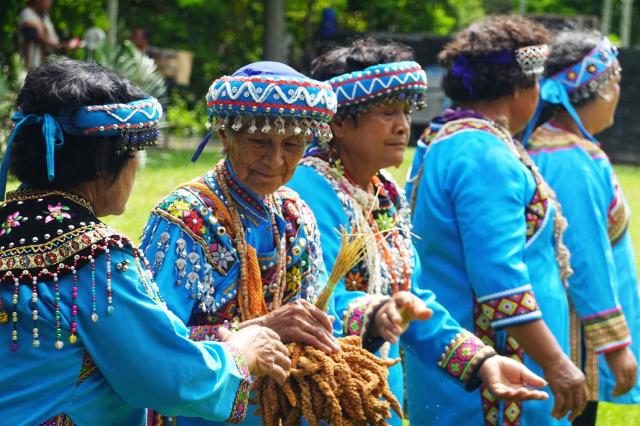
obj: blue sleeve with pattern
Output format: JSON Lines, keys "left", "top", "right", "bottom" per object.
{"left": 444, "top": 131, "right": 542, "bottom": 328}
{"left": 72, "top": 250, "right": 250, "bottom": 422}
{"left": 531, "top": 148, "right": 630, "bottom": 353}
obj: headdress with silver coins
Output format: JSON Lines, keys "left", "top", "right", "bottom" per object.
{"left": 191, "top": 61, "right": 337, "bottom": 162}
{"left": 522, "top": 37, "right": 620, "bottom": 144}
{"left": 0, "top": 97, "right": 162, "bottom": 200}
{"left": 327, "top": 60, "right": 428, "bottom": 118}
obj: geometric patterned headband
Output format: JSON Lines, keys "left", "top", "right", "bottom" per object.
{"left": 549, "top": 37, "right": 619, "bottom": 95}
{"left": 192, "top": 61, "right": 337, "bottom": 162}
{"left": 0, "top": 97, "right": 162, "bottom": 200}
{"left": 327, "top": 61, "right": 428, "bottom": 117}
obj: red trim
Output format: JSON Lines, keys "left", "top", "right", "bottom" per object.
{"left": 207, "top": 99, "right": 333, "bottom": 115}
{"left": 214, "top": 75, "right": 331, "bottom": 90}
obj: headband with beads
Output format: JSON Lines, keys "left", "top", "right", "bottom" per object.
{"left": 522, "top": 37, "right": 620, "bottom": 146}
{"left": 192, "top": 62, "right": 337, "bottom": 162}
{"left": 549, "top": 37, "right": 620, "bottom": 100}
{"left": 0, "top": 97, "right": 162, "bottom": 201}
{"left": 327, "top": 61, "right": 428, "bottom": 118}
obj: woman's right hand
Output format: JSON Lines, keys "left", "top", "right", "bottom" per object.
{"left": 242, "top": 299, "right": 340, "bottom": 353}
{"left": 542, "top": 354, "right": 588, "bottom": 421}
{"left": 220, "top": 325, "right": 291, "bottom": 384}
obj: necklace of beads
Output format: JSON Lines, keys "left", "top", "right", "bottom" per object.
{"left": 214, "top": 161, "right": 287, "bottom": 320}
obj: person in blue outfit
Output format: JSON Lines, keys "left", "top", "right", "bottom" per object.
{"left": 288, "top": 37, "right": 551, "bottom": 426}
{"left": 405, "top": 16, "right": 590, "bottom": 425}
{"left": 0, "top": 59, "right": 292, "bottom": 425}
{"left": 140, "top": 61, "right": 435, "bottom": 425}
{"left": 523, "top": 30, "right": 639, "bottom": 425}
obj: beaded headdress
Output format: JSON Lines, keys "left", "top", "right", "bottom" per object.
{"left": 522, "top": 37, "right": 620, "bottom": 145}
{"left": 0, "top": 97, "right": 162, "bottom": 200}
{"left": 192, "top": 62, "right": 337, "bottom": 162}
{"left": 549, "top": 37, "right": 620, "bottom": 102}
{"left": 515, "top": 44, "right": 550, "bottom": 76}
{"left": 327, "top": 61, "right": 428, "bottom": 118}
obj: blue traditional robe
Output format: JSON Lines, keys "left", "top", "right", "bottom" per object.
{"left": 140, "top": 159, "right": 326, "bottom": 426}
{"left": 406, "top": 116, "right": 571, "bottom": 425}
{"left": 289, "top": 154, "right": 493, "bottom": 426}
{"left": 0, "top": 190, "right": 251, "bottom": 425}
{"left": 528, "top": 124, "right": 637, "bottom": 403}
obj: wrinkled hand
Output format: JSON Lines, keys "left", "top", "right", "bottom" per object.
{"left": 220, "top": 325, "right": 291, "bottom": 384}
{"left": 543, "top": 355, "right": 588, "bottom": 421}
{"left": 372, "top": 291, "right": 433, "bottom": 344}
{"left": 248, "top": 299, "right": 340, "bottom": 353}
{"left": 605, "top": 346, "right": 638, "bottom": 397}
{"left": 478, "top": 355, "right": 549, "bottom": 401}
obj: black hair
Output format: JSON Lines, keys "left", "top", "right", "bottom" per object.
{"left": 310, "top": 37, "right": 414, "bottom": 81}
{"left": 9, "top": 59, "right": 148, "bottom": 189}
{"left": 438, "top": 15, "right": 551, "bottom": 102}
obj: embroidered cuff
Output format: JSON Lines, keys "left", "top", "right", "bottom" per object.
{"left": 583, "top": 308, "right": 632, "bottom": 354}
{"left": 222, "top": 342, "right": 252, "bottom": 424}
{"left": 342, "top": 295, "right": 389, "bottom": 338}
{"left": 438, "top": 331, "right": 496, "bottom": 385}
{"left": 189, "top": 322, "right": 239, "bottom": 341}
{"left": 477, "top": 285, "right": 542, "bottom": 329}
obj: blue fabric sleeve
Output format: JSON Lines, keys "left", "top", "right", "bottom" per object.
{"left": 72, "top": 250, "right": 248, "bottom": 421}
{"left": 444, "top": 131, "right": 542, "bottom": 328}
{"left": 531, "top": 148, "right": 630, "bottom": 353}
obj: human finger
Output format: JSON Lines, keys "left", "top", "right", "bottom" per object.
{"left": 217, "top": 327, "right": 232, "bottom": 341}
{"left": 519, "top": 363, "right": 547, "bottom": 388}
{"left": 551, "top": 390, "right": 567, "bottom": 419}
{"left": 304, "top": 301, "right": 335, "bottom": 333}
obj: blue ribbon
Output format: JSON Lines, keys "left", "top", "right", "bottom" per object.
{"left": 191, "top": 130, "right": 214, "bottom": 163}
{"left": 522, "top": 78, "right": 598, "bottom": 146}
{"left": 0, "top": 110, "right": 65, "bottom": 200}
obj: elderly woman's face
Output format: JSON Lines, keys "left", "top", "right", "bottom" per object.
{"left": 220, "top": 127, "right": 306, "bottom": 196}
{"left": 331, "top": 100, "right": 411, "bottom": 170}
{"left": 592, "top": 73, "right": 621, "bottom": 134}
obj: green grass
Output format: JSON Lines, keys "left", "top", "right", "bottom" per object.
{"left": 103, "top": 146, "right": 640, "bottom": 424}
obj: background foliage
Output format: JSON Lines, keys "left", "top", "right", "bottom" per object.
{"left": 3, "top": 0, "right": 636, "bottom": 136}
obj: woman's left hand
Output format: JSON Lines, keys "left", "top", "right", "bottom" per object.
{"left": 478, "top": 355, "right": 549, "bottom": 401}
{"left": 372, "top": 291, "right": 433, "bottom": 343}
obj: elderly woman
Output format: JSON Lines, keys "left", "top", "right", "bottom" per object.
{"left": 404, "top": 16, "right": 590, "bottom": 425}
{"left": 0, "top": 60, "right": 290, "bottom": 425}
{"left": 140, "top": 61, "right": 433, "bottom": 425}
{"left": 287, "top": 37, "right": 550, "bottom": 426}
{"left": 524, "top": 30, "right": 639, "bottom": 423}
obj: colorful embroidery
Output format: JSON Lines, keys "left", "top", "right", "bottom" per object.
{"left": 0, "top": 189, "right": 151, "bottom": 350}
{"left": 437, "top": 331, "right": 494, "bottom": 384}
{"left": 38, "top": 414, "right": 74, "bottom": 426}
{"left": 476, "top": 285, "right": 542, "bottom": 329}
{"left": 222, "top": 342, "right": 252, "bottom": 424}
{"left": 0, "top": 211, "right": 24, "bottom": 236}
{"left": 583, "top": 307, "right": 631, "bottom": 353}
{"left": 608, "top": 173, "right": 631, "bottom": 245}
{"left": 342, "top": 295, "right": 388, "bottom": 337}
{"left": 148, "top": 163, "right": 324, "bottom": 327}
{"left": 76, "top": 350, "right": 97, "bottom": 385}
{"left": 44, "top": 203, "right": 72, "bottom": 223}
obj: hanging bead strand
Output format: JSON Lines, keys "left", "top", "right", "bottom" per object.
{"left": 31, "top": 275, "right": 40, "bottom": 348}
{"left": 11, "top": 276, "right": 19, "bottom": 352}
